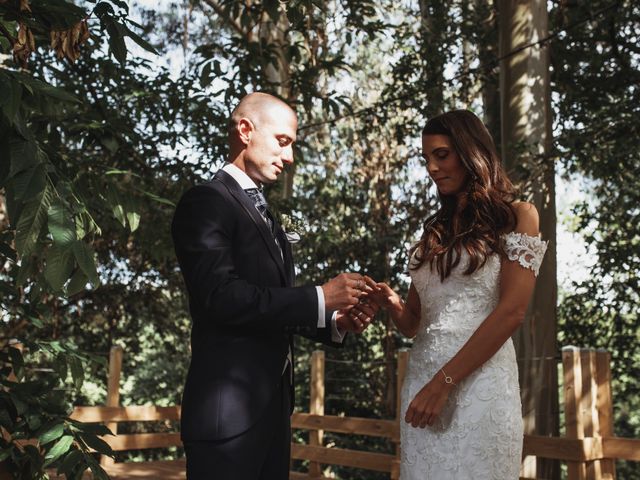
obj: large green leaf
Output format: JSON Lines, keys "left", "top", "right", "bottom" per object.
{"left": 106, "top": 19, "right": 127, "bottom": 65}
{"left": 43, "top": 435, "right": 74, "bottom": 466}
{"left": 78, "top": 433, "right": 113, "bottom": 456}
{"left": 48, "top": 200, "right": 77, "bottom": 247}
{"left": 126, "top": 207, "right": 140, "bottom": 232}
{"left": 68, "top": 356, "right": 84, "bottom": 391}
{"left": 15, "top": 183, "right": 53, "bottom": 257}
{"left": 11, "top": 162, "right": 46, "bottom": 202}
{"left": 66, "top": 269, "right": 88, "bottom": 296}
{"left": 8, "top": 347, "right": 24, "bottom": 381}
{"left": 105, "top": 184, "right": 126, "bottom": 228}
{"left": 72, "top": 241, "right": 99, "bottom": 287}
{"left": 8, "top": 139, "right": 38, "bottom": 178}
{"left": 38, "top": 422, "right": 65, "bottom": 445}
{"left": 58, "top": 449, "right": 83, "bottom": 477}
{"left": 44, "top": 245, "right": 75, "bottom": 292}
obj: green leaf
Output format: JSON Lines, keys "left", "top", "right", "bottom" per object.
{"left": 200, "top": 61, "right": 212, "bottom": 87}
{"left": 58, "top": 449, "right": 83, "bottom": 477}
{"left": 88, "top": 460, "right": 110, "bottom": 480}
{"left": 138, "top": 188, "right": 175, "bottom": 207}
{"left": 79, "top": 433, "right": 113, "bottom": 456}
{"left": 44, "top": 435, "right": 74, "bottom": 466}
{"left": 2, "top": 77, "right": 22, "bottom": 124}
{"left": 126, "top": 210, "right": 140, "bottom": 232}
{"left": 8, "top": 347, "right": 24, "bottom": 381}
{"left": 48, "top": 200, "right": 77, "bottom": 247}
{"left": 72, "top": 241, "right": 99, "bottom": 287}
{"left": 106, "top": 20, "right": 127, "bottom": 65}
{"left": 39, "top": 422, "right": 65, "bottom": 445}
{"left": 44, "top": 245, "right": 75, "bottom": 292}
{"left": 9, "top": 139, "right": 38, "bottom": 178}
{"left": 68, "top": 356, "right": 84, "bottom": 391}
{"left": 123, "top": 22, "right": 157, "bottom": 54}
{"left": 15, "top": 183, "right": 53, "bottom": 257}
{"left": 53, "top": 353, "right": 68, "bottom": 381}
{"left": 9, "top": 393, "right": 27, "bottom": 415}
{"left": 11, "top": 162, "right": 46, "bottom": 202}
{"left": 0, "top": 448, "right": 10, "bottom": 462}
{"left": 66, "top": 269, "right": 88, "bottom": 296}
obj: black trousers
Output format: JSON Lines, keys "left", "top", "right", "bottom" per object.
{"left": 184, "top": 372, "right": 291, "bottom": 480}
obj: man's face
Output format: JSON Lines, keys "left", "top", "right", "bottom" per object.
{"left": 242, "top": 105, "right": 297, "bottom": 185}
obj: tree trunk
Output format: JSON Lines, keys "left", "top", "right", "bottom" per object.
{"left": 259, "top": 8, "right": 296, "bottom": 199}
{"left": 477, "top": 0, "right": 501, "bottom": 143}
{"left": 498, "top": 1, "right": 559, "bottom": 479}
{"left": 418, "top": 0, "right": 447, "bottom": 117}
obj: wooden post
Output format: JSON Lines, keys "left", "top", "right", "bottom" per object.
{"left": 563, "top": 346, "right": 586, "bottom": 480}
{"left": 392, "top": 350, "right": 409, "bottom": 480}
{"left": 101, "top": 345, "right": 123, "bottom": 467}
{"left": 595, "top": 350, "right": 616, "bottom": 480}
{"left": 580, "top": 349, "right": 601, "bottom": 480}
{"left": 308, "top": 350, "right": 325, "bottom": 477}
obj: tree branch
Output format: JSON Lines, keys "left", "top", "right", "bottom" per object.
{"left": 200, "top": 0, "right": 246, "bottom": 37}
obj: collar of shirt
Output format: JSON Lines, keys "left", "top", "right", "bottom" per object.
{"left": 222, "top": 163, "right": 260, "bottom": 190}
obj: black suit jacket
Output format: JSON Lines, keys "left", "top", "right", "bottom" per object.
{"left": 172, "top": 169, "right": 340, "bottom": 442}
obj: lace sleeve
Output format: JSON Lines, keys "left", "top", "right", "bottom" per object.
{"left": 503, "top": 232, "right": 548, "bottom": 276}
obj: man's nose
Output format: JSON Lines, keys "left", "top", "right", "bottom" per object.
{"left": 282, "top": 145, "right": 294, "bottom": 164}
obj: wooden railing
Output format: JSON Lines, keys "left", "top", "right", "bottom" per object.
{"left": 66, "top": 346, "right": 640, "bottom": 480}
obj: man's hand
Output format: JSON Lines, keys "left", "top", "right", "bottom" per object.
{"left": 322, "top": 273, "right": 366, "bottom": 311}
{"left": 335, "top": 296, "right": 379, "bottom": 334}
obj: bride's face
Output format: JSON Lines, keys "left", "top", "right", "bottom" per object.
{"left": 422, "top": 134, "right": 469, "bottom": 196}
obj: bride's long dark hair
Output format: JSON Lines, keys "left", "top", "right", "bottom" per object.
{"left": 410, "top": 110, "right": 518, "bottom": 281}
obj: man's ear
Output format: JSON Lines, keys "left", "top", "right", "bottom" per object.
{"left": 236, "top": 118, "right": 254, "bottom": 145}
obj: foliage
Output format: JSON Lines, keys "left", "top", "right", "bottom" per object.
{"left": 551, "top": 1, "right": 640, "bottom": 476}
{"left": 0, "top": 0, "right": 638, "bottom": 478}
{"left": 0, "top": 0, "right": 179, "bottom": 476}
{"left": 0, "top": 342, "right": 112, "bottom": 479}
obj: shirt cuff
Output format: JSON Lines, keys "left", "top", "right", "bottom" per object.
{"left": 331, "top": 311, "right": 346, "bottom": 343}
{"left": 315, "top": 286, "right": 325, "bottom": 328}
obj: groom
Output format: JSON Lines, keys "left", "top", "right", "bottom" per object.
{"left": 172, "top": 92, "right": 377, "bottom": 479}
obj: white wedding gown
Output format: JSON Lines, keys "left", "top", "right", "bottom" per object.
{"left": 400, "top": 232, "right": 548, "bottom": 480}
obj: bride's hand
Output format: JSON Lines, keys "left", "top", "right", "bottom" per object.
{"left": 405, "top": 374, "right": 455, "bottom": 428}
{"left": 363, "top": 277, "right": 403, "bottom": 315}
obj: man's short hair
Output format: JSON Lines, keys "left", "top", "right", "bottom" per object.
{"left": 228, "top": 92, "right": 293, "bottom": 137}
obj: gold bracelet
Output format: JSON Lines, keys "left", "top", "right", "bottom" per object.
{"left": 441, "top": 368, "right": 455, "bottom": 385}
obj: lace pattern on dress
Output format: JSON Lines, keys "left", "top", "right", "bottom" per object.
{"left": 503, "top": 232, "right": 548, "bottom": 277}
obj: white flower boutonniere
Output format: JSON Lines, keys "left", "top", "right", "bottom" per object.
{"left": 280, "top": 213, "right": 309, "bottom": 244}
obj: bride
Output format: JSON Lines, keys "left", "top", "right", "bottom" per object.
{"left": 359, "top": 110, "right": 548, "bottom": 479}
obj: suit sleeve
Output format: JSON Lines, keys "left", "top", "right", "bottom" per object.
{"left": 172, "top": 185, "right": 318, "bottom": 333}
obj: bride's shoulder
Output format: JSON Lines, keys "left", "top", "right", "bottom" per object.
{"left": 510, "top": 201, "right": 539, "bottom": 236}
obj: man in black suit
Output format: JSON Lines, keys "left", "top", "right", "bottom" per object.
{"left": 172, "top": 92, "right": 377, "bottom": 479}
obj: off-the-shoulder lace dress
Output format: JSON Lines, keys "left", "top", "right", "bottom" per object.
{"left": 400, "top": 232, "right": 548, "bottom": 479}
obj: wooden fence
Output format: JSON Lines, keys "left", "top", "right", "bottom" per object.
{"left": 44, "top": 346, "right": 640, "bottom": 479}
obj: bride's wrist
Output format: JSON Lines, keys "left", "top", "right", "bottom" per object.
{"left": 389, "top": 300, "right": 405, "bottom": 317}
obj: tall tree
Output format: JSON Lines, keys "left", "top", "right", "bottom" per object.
{"left": 498, "top": 1, "right": 559, "bottom": 478}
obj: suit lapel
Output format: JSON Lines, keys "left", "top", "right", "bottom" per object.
{"left": 214, "top": 170, "right": 287, "bottom": 282}
{"left": 274, "top": 222, "right": 295, "bottom": 287}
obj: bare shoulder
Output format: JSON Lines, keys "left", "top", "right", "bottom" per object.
{"left": 511, "top": 201, "right": 540, "bottom": 235}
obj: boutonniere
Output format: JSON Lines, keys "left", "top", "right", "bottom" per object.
{"left": 280, "top": 213, "right": 309, "bottom": 244}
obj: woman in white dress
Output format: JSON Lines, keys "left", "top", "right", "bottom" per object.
{"left": 360, "top": 110, "right": 548, "bottom": 479}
